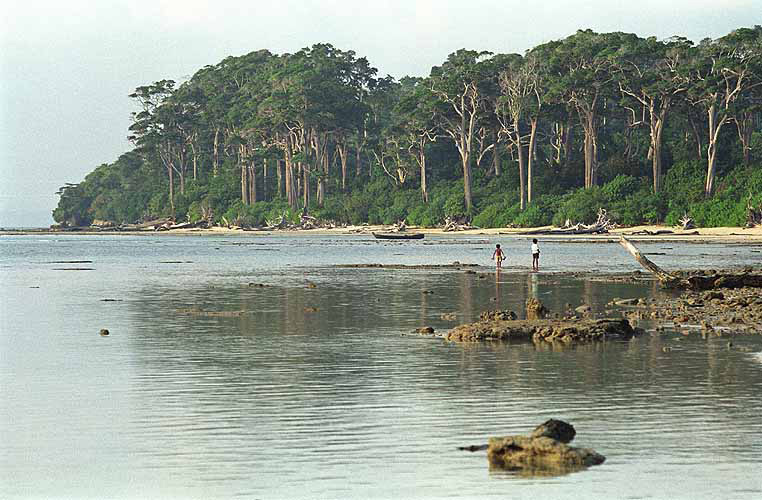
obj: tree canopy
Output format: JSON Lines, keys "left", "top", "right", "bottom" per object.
{"left": 53, "top": 29, "right": 762, "bottom": 229}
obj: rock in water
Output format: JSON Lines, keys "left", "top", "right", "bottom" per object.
{"left": 99, "top": 329, "right": 110, "bottom": 336}
{"left": 445, "top": 318, "right": 641, "bottom": 343}
{"left": 525, "top": 298, "right": 548, "bottom": 320}
{"left": 575, "top": 305, "right": 592, "bottom": 314}
{"left": 488, "top": 435, "right": 605, "bottom": 474}
{"left": 487, "top": 420, "right": 604, "bottom": 475}
{"left": 479, "top": 310, "right": 517, "bottom": 321}
{"left": 530, "top": 419, "right": 576, "bottom": 443}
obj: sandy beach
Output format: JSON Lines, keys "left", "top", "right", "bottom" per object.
{"left": 5, "top": 224, "right": 762, "bottom": 243}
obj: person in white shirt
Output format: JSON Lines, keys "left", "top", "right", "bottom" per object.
{"left": 531, "top": 238, "right": 540, "bottom": 271}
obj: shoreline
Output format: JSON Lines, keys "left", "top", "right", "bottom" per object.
{"left": 2, "top": 224, "right": 762, "bottom": 243}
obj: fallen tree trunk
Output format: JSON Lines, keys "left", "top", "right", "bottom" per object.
{"left": 624, "top": 229, "right": 676, "bottom": 236}
{"left": 619, "top": 235, "right": 677, "bottom": 283}
{"left": 519, "top": 226, "right": 609, "bottom": 235}
{"left": 619, "top": 236, "right": 762, "bottom": 290}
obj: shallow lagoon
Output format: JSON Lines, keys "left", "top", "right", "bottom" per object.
{"left": 1, "top": 234, "right": 761, "bottom": 499}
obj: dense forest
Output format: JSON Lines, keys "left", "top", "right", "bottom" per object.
{"left": 53, "top": 27, "right": 762, "bottom": 229}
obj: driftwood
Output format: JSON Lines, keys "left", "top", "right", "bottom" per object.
{"left": 520, "top": 208, "right": 614, "bottom": 235}
{"left": 625, "top": 229, "right": 675, "bottom": 236}
{"left": 442, "top": 215, "right": 477, "bottom": 232}
{"left": 168, "top": 220, "right": 210, "bottom": 230}
{"left": 620, "top": 235, "right": 762, "bottom": 290}
{"left": 619, "top": 236, "right": 678, "bottom": 283}
{"left": 264, "top": 212, "right": 338, "bottom": 231}
{"left": 265, "top": 213, "right": 290, "bottom": 230}
{"left": 678, "top": 214, "right": 695, "bottom": 230}
{"left": 747, "top": 197, "right": 762, "bottom": 228}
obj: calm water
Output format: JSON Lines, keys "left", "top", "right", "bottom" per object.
{"left": 1, "top": 234, "right": 761, "bottom": 499}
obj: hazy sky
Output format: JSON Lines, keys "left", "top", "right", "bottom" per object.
{"left": 1, "top": 0, "right": 758, "bottom": 227}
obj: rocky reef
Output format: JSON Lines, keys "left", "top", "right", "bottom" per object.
{"left": 618, "top": 285, "right": 762, "bottom": 335}
{"left": 445, "top": 317, "right": 642, "bottom": 343}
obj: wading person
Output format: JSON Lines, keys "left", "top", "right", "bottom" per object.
{"left": 531, "top": 238, "right": 540, "bottom": 271}
{"left": 492, "top": 244, "right": 505, "bottom": 270}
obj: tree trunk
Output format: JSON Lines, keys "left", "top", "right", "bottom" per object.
{"left": 462, "top": 153, "right": 473, "bottom": 213}
{"left": 297, "top": 163, "right": 302, "bottom": 204}
{"left": 580, "top": 109, "right": 597, "bottom": 189}
{"left": 355, "top": 140, "right": 362, "bottom": 177}
{"left": 563, "top": 114, "right": 573, "bottom": 172}
{"left": 191, "top": 144, "right": 198, "bottom": 181}
{"left": 705, "top": 144, "right": 717, "bottom": 198}
{"left": 688, "top": 113, "right": 703, "bottom": 160}
{"left": 316, "top": 179, "right": 324, "bottom": 207}
{"left": 527, "top": 117, "right": 538, "bottom": 205}
{"left": 285, "top": 155, "right": 291, "bottom": 207}
{"left": 736, "top": 111, "right": 753, "bottom": 167}
{"left": 652, "top": 139, "right": 663, "bottom": 193}
{"left": 178, "top": 147, "right": 186, "bottom": 195}
{"left": 213, "top": 128, "right": 220, "bottom": 177}
{"left": 262, "top": 159, "right": 267, "bottom": 202}
{"left": 284, "top": 140, "right": 297, "bottom": 209}
{"left": 303, "top": 163, "right": 310, "bottom": 210}
{"left": 241, "top": 162, "right": 248, "bottom": 205}
{"left": 276, "top": 159, "right": 283, "bottom": 199}
{"left": 619, "top": 236, "right": 677, "bottom": 283}
{"left": 650, "top": 108, "right": 665, "bottom": 193}
{"left": 493, "top": 141, "right": 501, "bottom": 177}
{"left": 705, "top": 103, "right": 725, "bottom": 198}
{"left": 514, "top": 127, "right": 526, "bottom": 210}
{"left": 420, "top": 150, "right": 428, "bottom": 203}
{"left": 338, "top": 142, "right": 348, "bottom": 191}
{"left": 250, "top": 164, "right": 257, "bottom": 203}
{"left": 168, "top": 163, "right": 175, "bottom": 212}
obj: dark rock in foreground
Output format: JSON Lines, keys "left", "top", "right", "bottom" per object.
{"left": 445, "top": 317, "right": 641, "bottom": 343}
{"left": 530, "top": 418, "right": 576, "bottom": 443}
{"left": 487, "top": 419, "right": 605, "bottom": 475}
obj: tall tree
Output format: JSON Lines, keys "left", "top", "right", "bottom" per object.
{"left": 430, "top": 49, "right": 493, "bottom": 213}
{"left": 688, "top": 27, "right": 762, "bottom": 196}
{"left": 615, "top": 36, "right": 691, "bottom": 192}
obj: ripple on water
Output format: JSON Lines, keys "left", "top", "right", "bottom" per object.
{"left": 2, "top": 236, "right": 762, "bottom": 499}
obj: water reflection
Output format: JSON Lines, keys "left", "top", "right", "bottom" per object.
{"left": 3, "top": 235, "right": 762, "bottom": 500}
{"left": 116, "top": 269, "right": 762, "bottom": 498}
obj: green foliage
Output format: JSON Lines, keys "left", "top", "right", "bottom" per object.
{"left": 473, "top": 203, "right": 519, "bottom": 228}
{"left": 552, "top": 187, "right": 608, "bottom": 226}
{"left": 601, "top": 175, "right": 641, "bottom": 199}
{"left": 514, "top": 195, "right": 562, "bottom": 227}
{"left": 52, "top": 30, "right": 762, "bottom": 230}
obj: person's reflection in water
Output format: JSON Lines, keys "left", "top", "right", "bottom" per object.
{"left": 529, "top": 272, "right": 539, "bottom": 300}
{"left": 495, "top": 267, "right": 501, "bottom": 309}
